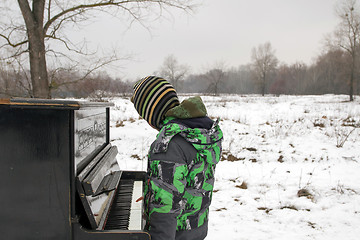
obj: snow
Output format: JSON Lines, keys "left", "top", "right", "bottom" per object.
{"left": 109, "top": 94, "right": 360, "bottom": 240}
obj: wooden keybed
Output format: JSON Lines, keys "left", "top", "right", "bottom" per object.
{"left": 76, "top": 144, "right": 144, "bottom": 231}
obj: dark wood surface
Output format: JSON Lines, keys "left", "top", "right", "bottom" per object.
{"left": 0, "top": 98, "right": 149, "bottom": 240}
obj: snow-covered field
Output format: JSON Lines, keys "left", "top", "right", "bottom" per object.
{"left": 109, "top": 94, "right": 360, "bottom": 240}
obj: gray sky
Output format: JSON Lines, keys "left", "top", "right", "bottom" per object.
{"left": 78, "top": 0, "right": 340, "bottom": 80}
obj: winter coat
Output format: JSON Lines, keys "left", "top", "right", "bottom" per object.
{"left": 144, "top": 97, "right": 223, "bottom": 240}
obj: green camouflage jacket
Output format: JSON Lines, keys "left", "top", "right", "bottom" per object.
{"left": 144, "top": 113, "right": 223, "bottom": 240}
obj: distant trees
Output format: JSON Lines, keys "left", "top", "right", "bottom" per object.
{"left": 202, "top": 69, "right": 225, "bottom": 95}
{"left": 180, "top": 0, "right": 360, "bottom": 98}
{"left": 2, "top": 1, "right": 360, "bottom": 99}
{"left": 202, "top": 62, "right": 228, "bottom": 95}
{"left": 0, "top": 62, "right": 131, "bottom": 99}
{"left": 0, "top": 61, "right": 28, "bottom": 97}
{"left": 227, "top": 65, "right": 255, "bottom": 94}
{"left": 182, "top": 64, "right": 253, "bottom": 95}
{"left": 311, "top": 49, "right": 349, "bottom": 94}
{"left": 179, "top": 44, "right": 355, "bottom": 96}
{"left": 0, "top": 0, "right": 198, "bottom": 98}
{"left": 270, "top": 64, "right": 289, "bottom": 95}
{"left": 158, "top": 54, "right": 189, "bottom": 91}
{"left": 288, "top": 62, "right": 308, "bottom": 94}
{"left": 2, "top": 47, "right": 355, "bottom": 98}
{"left": 49, "top": 70, "right": 131, "bottom": 99}
{"left": 251, "top": 42, "right": 278, "bottom": 96}
{"left": 158, "top": 58, "right": 229, "bottom": 95}
{"left": 0, "top": 58, "right": 35, "bottom": 97}
{"left": 330, "top": 0, "right": 360, "bottom": 101}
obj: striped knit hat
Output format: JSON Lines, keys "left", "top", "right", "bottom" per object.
{"left": 131, "top": 76, "right": 180, "bottom": 129}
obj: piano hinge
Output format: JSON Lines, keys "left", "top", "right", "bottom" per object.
{"left": 71, "top": 216, "right": 80, "bottom": 224}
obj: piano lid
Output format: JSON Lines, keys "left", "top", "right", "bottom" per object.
{"left": 0, "top": 98, "right": 114, "bottom": 110}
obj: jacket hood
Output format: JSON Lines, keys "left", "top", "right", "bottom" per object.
{"left": 165, "top": 96, "right": 207, "bottom": 119}
{"left": 152, "top": 118, "right": 223, "bottom": 164}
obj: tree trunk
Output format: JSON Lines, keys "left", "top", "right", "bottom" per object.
{"left": 350, "top": 56, "right": 355, "bottom": 101}
{"left": 356, "top": 72, "right": 360, "bottom": 95}
{"left": 18, "top": 0, "right": 50, "bottom": 98}
{"left": 262, "top": 72, "right": 266, "bottom": 96}
{"left": 28, "top": 27, "right": 49, "bottom": 98}
{"left": 350, "top": 71, "right": 354, "bottom": 101}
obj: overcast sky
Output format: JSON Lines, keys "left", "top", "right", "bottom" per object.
{"left": 77, "top": 0, "right": 340, "bottom": 81}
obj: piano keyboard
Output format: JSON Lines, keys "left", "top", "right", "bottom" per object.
{"left": 129, "top": 181, "right": 143, "bottom": 230}
{"left": 104, "top": 179, "right": 143, "bottom": 230}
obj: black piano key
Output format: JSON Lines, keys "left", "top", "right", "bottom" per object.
{"left": 104, "top": 179, "right": 135, "bottom": 230}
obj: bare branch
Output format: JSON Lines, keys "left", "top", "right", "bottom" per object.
{"left": 0, "top": 33, "right": 28, "bottom": 48}
{"left": 45, "top": 34, "right": 92, "bottom": 55}
{"left": 51, "top": 56, "right": 120, "bottom": 88}
{"left": 2, "top": 0, "right": 199, "bottom": 98}
{"left": 43, "top": 0, "right": 196, "bottom": 34}
{"left": 47, "top": 0, "right": 52, "bottom": 23}
{"left": 0, "top": 47, "right": 28, "bottom": 61}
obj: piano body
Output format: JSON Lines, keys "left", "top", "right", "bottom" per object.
{"left": 0, "top": 98, "right": 150, "bottom": 240}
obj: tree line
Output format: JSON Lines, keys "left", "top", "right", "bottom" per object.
{"left": 2, "top": 45, "right": 356, "bottom": 99}
{"left": 0, "top": 0, "right": 359, "bottom": 100}
{"left": 179, "top": 47, "right": 357, "bottom": 97}
{"left": 0, "top": 65, "right": 131, "bottom": 99}
{"left": 0, "top": 0, "right": 197, "bottom": 98}
{"left": 156, "top": 0, "right": 360, "bottom": 100}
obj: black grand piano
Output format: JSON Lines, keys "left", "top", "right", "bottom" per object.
{"left": 0, "top": 98, "right": 150, "bottom": 240}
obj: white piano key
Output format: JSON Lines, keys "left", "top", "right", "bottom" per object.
{"left": 128, "top": 180, "right": 143, "bottom": 230}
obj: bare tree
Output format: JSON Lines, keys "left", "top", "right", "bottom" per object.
{"left": 289, "top": 62, "right": 308, "bottom": 94}
{"left": 331, "top": 0, "right": 360, "bottom": 101}
{"left": 202, "top": 62, "right": 228, "bottom": 95}
{"left": 313, "top": 48, "right": 349, "bottom": 94}
{"left": 251, "top": 42, "right": 278, "bottom": 96}
{"left": 0, "top": 58, "right": 32, "bottom": 97}
{"left": 270, "top": 64, "right": 289, "bottom": 95}
{"left": 0, "top": 0, "right": 198, "bottom": 98}
{"left": 0, "top": 61, "right": 13, "bottom": 97}
{"left": 159, "top": 54, "right": 189, "bottom": 91}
